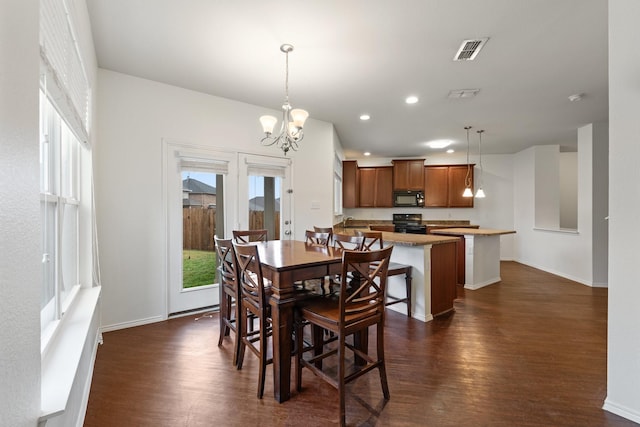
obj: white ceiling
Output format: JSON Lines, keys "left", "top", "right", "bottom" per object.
{"left": 86, "top": 0, "right": 608, "bottom": 159}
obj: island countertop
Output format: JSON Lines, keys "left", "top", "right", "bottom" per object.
{"left": 430, "top": 228, "right": 516, "bottom": 237}
{"left": 332, "top": 227, "right": 459, "bottom": 246}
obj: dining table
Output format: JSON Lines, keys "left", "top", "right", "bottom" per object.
{"left": 255, "top": 239, "right": 345, "bottom": 403}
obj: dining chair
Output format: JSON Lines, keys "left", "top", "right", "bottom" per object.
{"left": 355, "top": 230, "right": 413, "bottom": 318}
{"left": 214, "top": 236, "right": 241, "bottom": 366}
{"left": 312, "top": 226, "right": 333, "bottom": 242}
{"left": 305, "top": 229, "right": 331, "bottom": 246}
{"left": 232, "top": 229, "right": 268, "bottom": 243}
{"left": 295, "top": 246, "right": 393, "bottom": 427}
{"left": 232, "top": 242, "right": 273, "bottom": 398}
{"left": 299, "top": 230, "right": 332, "bottom": 294}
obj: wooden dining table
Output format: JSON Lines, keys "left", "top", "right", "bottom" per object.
{"left": 255, "top": 239, "right": 344, "bottom": 403}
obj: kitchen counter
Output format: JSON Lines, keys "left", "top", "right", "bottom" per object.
{"left": 430, "top": 228, "right": 515, "bottom": 237}
{"left": 332, "top": 225, "right": 459, "bottom": 321}
{"left": 332, "top": 227, "right": 459, "bottom": 246}
{"left": 431, "top": 227, "right": 516, "bottom": 290}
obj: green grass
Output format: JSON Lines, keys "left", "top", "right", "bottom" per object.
{"left": 183, "top": 250, "right": 217, "bottom": 288}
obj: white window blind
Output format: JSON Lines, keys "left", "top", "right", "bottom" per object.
{"left": 40, "top": 0, "right": 90, "bottom": 144}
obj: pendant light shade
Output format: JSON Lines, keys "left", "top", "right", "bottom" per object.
{"left": 475, "top": 129, "right": 486, "bottom": 198}
{"left": 462, "top": 126, "right": 473, "bottom": 197}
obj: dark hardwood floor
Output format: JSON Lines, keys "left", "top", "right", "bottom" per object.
{"left": 84, "top": 262, "right": 638, "bottom": 427}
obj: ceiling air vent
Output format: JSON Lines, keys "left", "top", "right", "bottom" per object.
{"left": 454, "top": 38, "right": 489, "bottom": 61}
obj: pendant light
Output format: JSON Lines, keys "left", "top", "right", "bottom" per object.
{"left": 475, "top": 130, "right": 486, "bottom": 198}
{"left": 462, "top": 126, "right": 473, "bottom": 197}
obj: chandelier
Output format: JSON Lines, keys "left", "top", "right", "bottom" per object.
{"left": 259, "top": 44, "right": 309, "bottom": 155}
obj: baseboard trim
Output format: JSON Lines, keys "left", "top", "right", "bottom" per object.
{"left": 603, "top": 398, "right": 640, "bottom": 424}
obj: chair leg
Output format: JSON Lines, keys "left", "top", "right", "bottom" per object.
{"left": 377, "top": 321, "right": 390, "bottom": 400}
{"left": 405, "top": 270, "right": 412, "bottom": 318}
{"left": 236, "top": 307, "right": 247, "bottom": 370}
{"left": 257, "top": 316, "right": 267, "bottom": 399}
{"left": 232, "top": 298, "right": 240, "bottom": 366}
{"left": 338, "top": 333, "right": 346, "bottom": 427}
{"left": 295, "top": 319, "right": 304, "bottom": 392}
{"left": 218, "top": 294, "right": 227, "bottom": 347}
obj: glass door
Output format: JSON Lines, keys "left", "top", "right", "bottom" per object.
{"left": 164, "top": 142, "right": 235, "bottom": 315}
{"left": 238, "top": 154, "right": 292, "bottom": 240}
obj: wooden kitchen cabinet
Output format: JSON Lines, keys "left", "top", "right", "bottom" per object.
{"left": 342, "top": 160, "right": 359, "bottom": 208}
{"left": 448, "top": 165, "right": 474, "bottom": 207}
{"left": 424, "top": 165, "right": 474, "bottom": 208}
{"left": 393, "top": 159, "right": 425, "bottom": 191}
{"left": 359, "top": 167, "right": 393, "bottom": 207}
{"left": 424, "top": 166, "right": 449, "bottom": 206}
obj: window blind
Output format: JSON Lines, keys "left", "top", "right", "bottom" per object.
{"left": 40, "top": 0, "right": 90, "bottom": 144}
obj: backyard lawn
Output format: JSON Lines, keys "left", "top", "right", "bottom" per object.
{"left": 183, "top": 250, "right": 217, "bottom": 288}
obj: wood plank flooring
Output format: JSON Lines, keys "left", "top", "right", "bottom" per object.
{"left": 84, "top": 262, "right": 638, "bottom": 427}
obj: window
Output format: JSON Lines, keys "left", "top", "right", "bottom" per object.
{"left": 40, "top": 91, "right": 82, "bottom": 344}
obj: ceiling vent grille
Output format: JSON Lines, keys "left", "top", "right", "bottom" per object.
{"left": 454, "top": 38, "right": 489, "bottom": 61}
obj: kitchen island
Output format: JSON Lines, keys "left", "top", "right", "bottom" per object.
{"left": 430, "top": 228, "right": 516, "bottom": 290}
{"left": 334, "top": 227, "right": 460, "bottom": 322}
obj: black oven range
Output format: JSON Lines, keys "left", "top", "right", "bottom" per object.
{"left": 392, "top": 213, "right": 427, "bottom": 234}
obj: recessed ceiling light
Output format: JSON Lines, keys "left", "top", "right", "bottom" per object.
{"left": 405, "top": 95, "right": 419, "bottom": 104}
{"left": 359, "top": 114, "right": 370, "bottom": 121}
{"left": 364, "top": 152, "right": 371, "bottom": 156}
{"left": 447, "top": 149, "right": 455, "bottom": 154}
{"left": 427, "top": 139, "right": 452, "bottom": 149}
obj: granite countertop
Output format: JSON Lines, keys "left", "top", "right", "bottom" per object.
{"left": 332, "top": 226, "right": 459, "bottom": 247}
{"left": 430, "top": 228, "right": 516, "bottom": 237}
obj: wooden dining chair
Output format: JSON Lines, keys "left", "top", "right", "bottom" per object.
{"left": 295, "top": 246, "right": 393, "bottom": 427}
{"left": 214, "top": 236, "right": 241, "bottom": 366}
{"left": 355, "top": 230, "right": 413, "bottom": 318}
{"left": 232, "top": 229, "right": 268, "bottom": 243}
{"left": 232, "top": 242, "right": 273, "bottom": 399}
{"left": 305, "top": 230, "right": 331, "bottom": 246}
{"left": 299, "top": 230, "right": 332, "bottom": 294}
{"left": 313, "top": 226, "right": 333, "bottom": 242}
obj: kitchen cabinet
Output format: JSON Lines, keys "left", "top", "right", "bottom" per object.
{"left": 359, "top": 167, "right": 393, "bottom": 207}
{"left": 424, "top": 165, "right": 474, "bottom": 208}
{"left": 342, "top": 160, "right": 359, "bottom": 208}
{"left": 393, "top": 159, "right": 425, "bottom": 191}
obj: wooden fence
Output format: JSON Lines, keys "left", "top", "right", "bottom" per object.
{"left": 183, "top": 207, "right": 280, "bottom": 250}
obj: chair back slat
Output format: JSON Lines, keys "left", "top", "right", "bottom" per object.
{"left": 332, "top": 233, "right": 364, "bottom": 251}
{"left": 233, "top": 229, "right": 268, "bottom": 243}
{"left": 232, "top": 242, "right": 268, "bottom": 311}
{"left": 214, "top": 236, "right": 237, "bottom": 294}
{"left": 355, "top": 230, "right": 384, "bottom": 251}
{"left": 339, "top": 246, "right": 393, "bottom": 322}
{"left": 305, "top": 230, "right": 331, "bottom": 246}
{"left": 313, "top": 226, "right": 333, "bottom": 242}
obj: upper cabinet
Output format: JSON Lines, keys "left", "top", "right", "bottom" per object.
{"left": 392, "top": 159, "right": 425, "bottom": 191}
{"left": 424, "top": 165, "right": 474, "bottom": 208}
{"left": 359, "top": 167, "right": 393, "bottom": 207}
{"left": 342, "top": 160, "right": 359, "bottom": 208}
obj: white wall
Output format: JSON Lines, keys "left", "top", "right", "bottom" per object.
{"left": 0, "top": 1, "right": 41, "bottom": 426}
{"left": 95, "top": 70, "right": 337, "bottom": 329}
{"left": 605, "top": 0, "right": 640, "bottom": 422}
{"left": 513, "top": 123, "right": 607, "bottom": 286}
{"left": 534, "top": 145, "right": 561, "bottom": 229}
{"left": 344, "top": 153, "right": 516, "bottom": 260}
{"left": 559, "top": 152, "right": 578, "bottom": 229}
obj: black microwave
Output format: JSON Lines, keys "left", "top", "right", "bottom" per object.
{"left": 393, "top": 190, "right": 425, "bottom": 207}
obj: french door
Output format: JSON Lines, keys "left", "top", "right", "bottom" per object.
{"left": 237, "top": 154, "right": 293, "bottom": 240}
{"left": 164, "top": 142, "right": 236, "bottom": 315}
